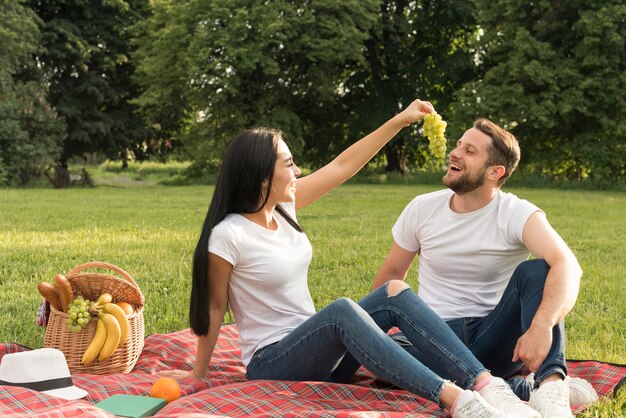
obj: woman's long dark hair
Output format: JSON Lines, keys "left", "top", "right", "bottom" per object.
{"left": 190, "top": 128, "right": 303, "bottom": 336}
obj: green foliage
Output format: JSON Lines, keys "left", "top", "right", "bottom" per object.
{"left": 0, "top": 81, "right": 65, "bottom": 185}
{"left": 0, "top": 0, "right": 64, "bottom": 186}
{"left": 339, "top": 0, "right": 478, "bottom": 173}
{"left": 130, "top": 1, "right": 626, "bottom": 183}
{"left": 130, "top": 0, "right": 196, "bottom": 154}
{"left": 92, "top": 159, "right": 191, "bottom": 186}
{"left": 28, "top": 0, "right": 151, "bottom": 164}
{"left": 133, "top": 0, "right": 478, "bottom": 176}
{"left": 98, "top": 159, "right": 190, "bottom": 176}
{"left": 4, "top": 0, "right": 624, "bottom": 187}
{"left": 452, "top": 0, "right": 626, "bottom": 182}
{"left": 133, "top": 0, "right": 380, "bottom": 174}
{"left": 0, "top": 0, "right": 39, "bottom": 80}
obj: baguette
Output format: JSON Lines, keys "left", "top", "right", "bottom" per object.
{"left": 37, "top": 282, "right": 63, "bottom": 311}
{"left": 54, "top": 274, "right": 73, "bottom": 312}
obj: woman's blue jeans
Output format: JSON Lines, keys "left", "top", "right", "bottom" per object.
{"left": 386, "top": 259, "right": 567, "bottom": 401}
{"left": 246, "top": 282, "right": 488, "bottom": 405}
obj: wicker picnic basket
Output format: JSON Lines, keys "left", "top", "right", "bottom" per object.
{"left": 43, "top": 261, "right": 145, "bottom": 375}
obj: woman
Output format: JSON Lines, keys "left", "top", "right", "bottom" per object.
{"left": 164, "top": 100, "right": 539, "bottom": 418}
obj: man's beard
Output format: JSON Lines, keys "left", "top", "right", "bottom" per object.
{"left": 442, "top": 167, "right": 487, "bottom": 194}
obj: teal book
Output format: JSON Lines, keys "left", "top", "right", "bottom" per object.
{"left": 94, "top": 394, "right": 167, "bottom": 418}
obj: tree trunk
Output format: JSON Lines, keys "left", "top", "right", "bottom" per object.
{"left": 384, "top": 140, "right": 406, "bottom": 174}
{"left": 46, "top": 164, "right": 71, "bottom": 188}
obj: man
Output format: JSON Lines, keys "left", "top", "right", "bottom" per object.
{"left": 370, "top": 119, "right": 591, "bottom": 417}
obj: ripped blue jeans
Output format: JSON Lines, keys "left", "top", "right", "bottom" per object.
{"left": 246, "top": 281, "right": 488, "bottom": 405}
{"left": 379, "top": 260, "right": 566, "bottom": 401}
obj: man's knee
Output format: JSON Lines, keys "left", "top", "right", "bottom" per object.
{"left": 515, "top": 259, "right": 550, "bottom": 285}
{"left": 386, "top": 280, "right": 411, "bottom": 297}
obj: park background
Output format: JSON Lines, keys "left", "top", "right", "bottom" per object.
{"left": 1, "top": 0, "right": 625, "bottom": 416}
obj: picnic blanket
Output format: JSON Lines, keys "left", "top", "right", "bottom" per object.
{"left": 0, "top": 324, "right": 624, "bottom": 417}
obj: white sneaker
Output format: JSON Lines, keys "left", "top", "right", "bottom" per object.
{"left": 452, "top": 390, "right": 510, "bottom": 418}
{"left": 528, "top": 380, "right": 573, "bottom": 418}
{"left": 526, "top": 373, "right": 598, "bottom": 406}
{"left": 478, "top": 377, "right": 541, "bottom": 417}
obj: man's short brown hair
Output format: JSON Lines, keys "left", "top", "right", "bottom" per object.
{"left": 473, "top": 118, "right": 520, "bottom": 185}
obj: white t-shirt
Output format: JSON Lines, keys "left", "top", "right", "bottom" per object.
{"left": 208, "top": 202, "right": 316, "bottom": 366}
{"left": 392, "top": 189, "right": 540, "bottom": 320}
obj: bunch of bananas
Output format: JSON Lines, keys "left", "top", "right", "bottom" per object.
{"left": 81, "top": 293, "right": 131, "bottom": 364}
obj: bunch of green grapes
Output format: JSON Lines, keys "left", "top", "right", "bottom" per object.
{"left": 65, "top": 296, "right": 95, "bottom": 333}
{"left": 422, "top": 112, "right": 447, "bottom": 159}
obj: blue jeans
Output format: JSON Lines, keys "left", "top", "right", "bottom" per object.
{"left": 246, "top": 282, "right": 488, "bottom": 405}
{"left": 390, "top": 259, "right": 567, "bottom": 401}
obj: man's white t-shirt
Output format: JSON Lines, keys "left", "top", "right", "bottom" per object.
{"left": 392, "top": 189, "right": 540, "bottom": 320}
{"left": 209, "top": 202, "right": 316, "bottom": 366}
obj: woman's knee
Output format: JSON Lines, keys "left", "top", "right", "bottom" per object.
{"left": 386, "top": 280, "right": 411, "bottom": 297}
{"left": 328, "top": 297, "right": 360, "bottom": 315}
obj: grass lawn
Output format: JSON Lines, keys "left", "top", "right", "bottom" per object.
{"left": 0, "top": 184, "right": 624, "bottom": 415}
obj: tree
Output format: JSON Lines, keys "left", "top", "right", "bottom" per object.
{"left": 134, "top": 0, "right": 479, "bottom": 176}
{"left": 0, "top": 0, "right": 64, "bottom": 186}
{"left": 452, "top": 0, "right": 625, "bottom": 182}
{"left": 133, "top": 0, "right": 380, "bottom": 177}
{"left": 131, "top": 0, "right": 199, "bottom": 162}
{"left": 27, "top": 0, "right": 150, "bottom": 175}
{"left": 339, "top": 0, "right": 478, "bottom": 173}
{"left": 0, "top": 82, "right": 66, "bottom": 186}
{"left": 0, "top": 0, "right": 38, "bottom": 80}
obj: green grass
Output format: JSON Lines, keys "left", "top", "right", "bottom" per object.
{"left": 0, "top": 184, "right": 624, "bottom": 415}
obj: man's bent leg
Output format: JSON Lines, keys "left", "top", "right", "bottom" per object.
{"left": 467, "top": 259, "right": 567, "bottom": 398}
{"left": 330, "top": 281, "right": 488, "bottom": 389}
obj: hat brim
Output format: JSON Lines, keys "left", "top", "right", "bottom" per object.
{"left": 43, "top": 385, "right": 88, "bottom": 400}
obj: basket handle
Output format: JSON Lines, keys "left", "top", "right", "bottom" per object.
{"left": 65, "top": 261, "right": 140, "bottom": 290}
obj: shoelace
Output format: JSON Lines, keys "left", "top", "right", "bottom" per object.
{"left": 545, "top": 384, "right": 570, "bottom": 409}
{"left": 487, "top": 381, "right": 526, "bottom": 406}
{"left": 456, "top": 396, "right": 504, "bottom": 418}
{"left": 536, "top": 383, "right": 571, "bottom": 417}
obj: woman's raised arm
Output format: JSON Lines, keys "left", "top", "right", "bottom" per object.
{"left": 295, "top": 99, "right": 434, "bottom": 209}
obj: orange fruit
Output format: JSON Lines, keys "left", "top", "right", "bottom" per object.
{"left": 150, "top": 377, "right": 181, "bottom": 404}
{"left": 115, "top": 301, "right": 134, "bottom": 315}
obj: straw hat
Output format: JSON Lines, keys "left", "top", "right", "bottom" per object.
{"left": 0, "top": 348, "right": 87, "bottom": 400}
